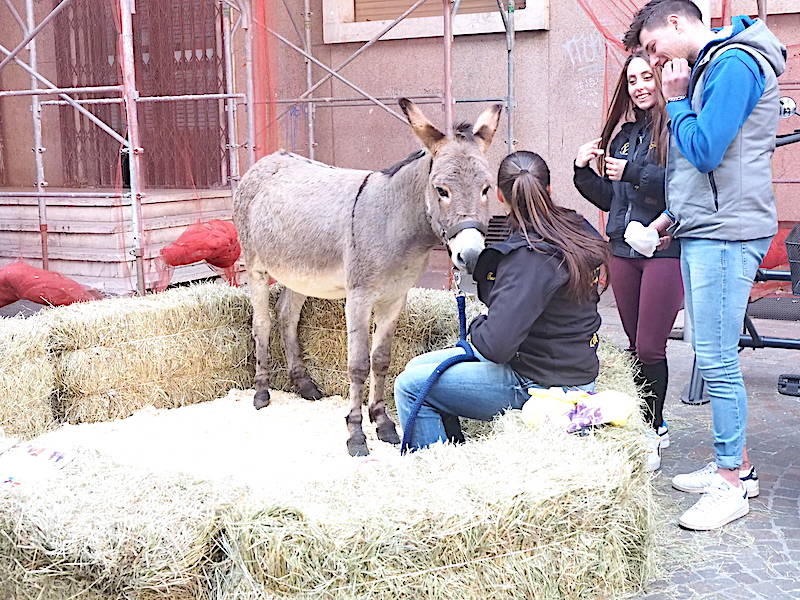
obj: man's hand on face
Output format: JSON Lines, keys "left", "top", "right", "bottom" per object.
{"left": 662, "top": 58, "right": 690, "bottom": 99}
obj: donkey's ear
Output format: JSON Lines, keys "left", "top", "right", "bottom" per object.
{"left": 472, "top": 103, "right": 503, "bottom": 153}
{"left": 399, "top": 98, "right": 446, "bottom": 154}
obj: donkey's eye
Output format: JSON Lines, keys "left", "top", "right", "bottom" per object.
{"left": 435, "top": 187, "right": 449, "bottom": 199}
{"left": 481, "top": 186, "right": 490, "bottom": 196}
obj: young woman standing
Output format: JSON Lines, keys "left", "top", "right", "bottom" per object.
{"left": 573, "top": 53, "right": 683, "bottom": 471}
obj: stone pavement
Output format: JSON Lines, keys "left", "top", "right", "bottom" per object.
{"left": 595, "top": 295, "right": 800, "bottom": 600}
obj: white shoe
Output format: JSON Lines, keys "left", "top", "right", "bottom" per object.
{"left": 678, "top": 473, "right": 749, "bottom": 530}
{"left": 657, "top": 422, "right": 670, "bottom": 448}
{"left": 645, "top": 430, "right": 661, "bottom": 472}
{"left": 672, "top": 462, "right": 760, "bottom": 498}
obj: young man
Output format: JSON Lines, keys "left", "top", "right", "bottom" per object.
{"left": 623, "top": 0, "right": 786, "bottom": 530}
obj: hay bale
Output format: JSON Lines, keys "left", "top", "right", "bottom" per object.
{"left": 2, "top": 387, "right": 653, "bottom": 600}
{"left": 44, "top": 283, "right": 254, "bottom": 423}
{"left": 267, "top": 287, "right": 481, "bottom": 403}
{"left": 0, "top": 315, "right": 56, "bottom": 439}
{"left": 0, "top": 451, "right": 245, "bottom": 600}
{"left": 215, "top": 408, "right": 655, "bottom": 600}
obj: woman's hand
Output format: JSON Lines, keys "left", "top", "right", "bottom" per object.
{"left": 656, "top": 235, "right": 672, "bottom": 251}
{"left": 575, "top": 138, "right": 604, "bottom": 168}
{"left": 604, "top": 157, "right": 627, "bottom": 181}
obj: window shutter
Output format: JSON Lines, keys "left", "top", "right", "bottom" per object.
{"left": 355, "top": 0, "right": 525, "bottom": 22}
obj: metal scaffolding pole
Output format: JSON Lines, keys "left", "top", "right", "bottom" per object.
{"left": 0, "top": 191, "right": 125, "bottom": 198}
{"left": 25, "top": 0, "right": 48, "bottom": 270}
{"left": 0, "top": 43, "right": 129, "bottom": 146}
{"left": 2, "top": 0, "right": 26, "bottom": 32}
{"left": 0, "top": 0, "right": 73, "bottom": 72}
{"left": 120, "top": 0, "right": 146, "bottom": 295}
{"left": 242, "top": 0, "right": 257, "bottom": 166}
{"left": 757, "top": 0, "right": 767, "bottom": 22}
{"left": 505, "top": 0, "right": 515, "bottom": 153}
{"left": 442, "top": 0, "right": 454, "bottom": 133}
{"left": 0, "top": 85, "right": 123, "bottom": 97}
{"left": 302, "top": 0, "right": 315, "bottom": 159}
{"left": 222, "top": 1, "right": 241, "bottom": 194}
{"left": 270, "top": 29, "right": 407, "bottom": 123}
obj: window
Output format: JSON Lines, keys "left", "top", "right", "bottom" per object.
{"left": 356, "top": 0, "right": 526, "bottom": 22}
{"left": 323, "top": 0, "right": 548, "bottom": 44}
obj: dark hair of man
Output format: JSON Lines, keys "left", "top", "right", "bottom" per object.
{"left": 497, "top": 151, "right": 610, "bottom": 301}
{"left": 623, "top": 0, "right": 703, "bottom": 50}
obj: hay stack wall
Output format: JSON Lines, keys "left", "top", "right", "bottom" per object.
{"left": 0, "top": 282, "right": 642, "bottom": 435}
{"left": 0, "top": 316, "right": 56, "bottom": 438}
{"left": 218, "top": 415, "right": 656, "bottom": 600}
{"left": 0, "top": 454, "right": 246, "bottom": 600}
{"left": 45, "top": 284, "right": 254, "bottom": 424}
{"left": 266, "top": 286, "right": 481, "bottom": 403}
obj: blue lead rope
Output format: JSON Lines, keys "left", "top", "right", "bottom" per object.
{"left": 400, "top": 294, "right": 479, "bottom": 455}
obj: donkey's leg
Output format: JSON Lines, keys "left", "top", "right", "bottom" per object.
{"left": 368, "top": 295, "right": 405, "bottom": 445}
{"left": 344, "top": 291, "right": 374, "bottom": 456}
{"left": 249, "top": 268, "right": 273, "bottom": 410}
{"left": 276, "top": 287, "right": 323, "bottom": 401}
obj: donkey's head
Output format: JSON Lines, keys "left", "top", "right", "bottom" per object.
{"left": 399, "top": 98, "right": 502, "bottom": 274}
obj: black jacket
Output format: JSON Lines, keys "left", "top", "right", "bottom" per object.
{"left": 468, "top": 228, "right": 601, "bottom": 387}
{"left": 573, "top": 116, "right": 679, "bottom": 259}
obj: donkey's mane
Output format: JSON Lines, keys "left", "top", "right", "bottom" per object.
{"left": 380, "top": 121, "right": 476, "bottom": 178}
{"left": 380, "top": 149, "right": 427, "bottom": 177}
{"left": 453, "top": 121, "right": 475, "bottom": 141}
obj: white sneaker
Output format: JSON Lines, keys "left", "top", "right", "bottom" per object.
{"left": 645, "top": 430, "right": 661, "bottom": 472}
{"left": 657, "top": 422, "right": 670, "bottom": 448}
{"left": 678, "top": 473, "right": 749, "bottom": 530}
{"left": 672, "top": 461, "right": 760, "bottom": 498}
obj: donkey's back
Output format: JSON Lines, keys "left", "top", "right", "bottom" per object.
{"left": 234, "top": 150, "right": 370, "bottom": 248}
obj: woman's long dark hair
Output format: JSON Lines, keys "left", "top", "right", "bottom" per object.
{"left": 498, "top": 151, "right": 610, "bottom": 301}
{"left": 599, "top": 52, "right": 668, "bottom": 172}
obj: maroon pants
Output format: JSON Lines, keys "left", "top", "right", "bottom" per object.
{"left": 610, "top": 256, "right": 684, "bottom": 365}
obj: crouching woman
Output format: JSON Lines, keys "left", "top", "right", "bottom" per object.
{"left": 395, "top": 151, "right": 610, "bottom": 451}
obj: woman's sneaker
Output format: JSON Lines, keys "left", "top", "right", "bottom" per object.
{"left": 645, "top": 430, "right": 661, "bottom": 472}
{"left": 678, "top": 473, "right": 749, "bottom": 530}
{"left": 672, "top": 461, "right": 760, "bottom": 498}
{"left": 658, "top": 421, "right": 670, "bottom": 448}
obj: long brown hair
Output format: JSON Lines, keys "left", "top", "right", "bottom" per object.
{"left": 498, "top": 151, "right": 610, "bottom": 301}
{"left": 599, "top": 52, "right": 668, "bottom": 172}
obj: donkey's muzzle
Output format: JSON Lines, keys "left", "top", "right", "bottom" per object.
{"left": 447, "top": 225, "right": 485, "bottom": 275}
{"left": 458, "top": 246, "right": 481, "bottom": 274}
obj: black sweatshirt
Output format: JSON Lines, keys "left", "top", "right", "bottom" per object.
{"left": 573, "top": 116, "right": 679, "bottom": 259}
{"left": 468, "top": 228, "right": 601, "bottom": 387}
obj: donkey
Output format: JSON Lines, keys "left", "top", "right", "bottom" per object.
{"left": 233, "top": 98, "right": 502, "bottom": 456}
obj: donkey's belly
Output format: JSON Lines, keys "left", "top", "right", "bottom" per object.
{"left": 270, "top": 267, "right": 347, "bottom": 300}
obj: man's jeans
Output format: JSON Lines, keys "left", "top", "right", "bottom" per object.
{"left": 680, "top": 237, "right": 772, "bottom": 470}
{"left": 394, "top": 345, "right": 595, "bottom": 451}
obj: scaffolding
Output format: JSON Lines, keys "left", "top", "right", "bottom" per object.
{"left": 270, "top": 0, "right": 518, "bottom": 158}
{"left": 0, "top": 0, "right": 257, "bottom": 294}
{"left": 0, "top": 0, "right": 519, "bottom": 295}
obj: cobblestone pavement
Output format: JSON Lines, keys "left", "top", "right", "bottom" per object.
{"left": 597, "top": 296, "right": 800, "bottom": 600}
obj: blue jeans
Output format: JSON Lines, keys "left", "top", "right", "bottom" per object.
{"left": 680, "top": 237, "right": 772, "bottom": 469}
{"left": 394, "top": 345, "right": 595, "bottom": 451}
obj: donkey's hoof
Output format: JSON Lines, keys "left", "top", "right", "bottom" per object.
{"left": 376, "top": 422, "right": 401, "bottom": 445}
{"left": 297, "top": 379, "right": 324, "bottom": 401}
{"left": 253, "top": 389, "right": 271, "bottom": 410}
{"left": 347, "top": 437, "right": 370, "bottom": 457}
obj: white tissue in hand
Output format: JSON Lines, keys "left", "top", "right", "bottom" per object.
{"left": 624, "top": 221, "right": 660, "bottom": 257}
